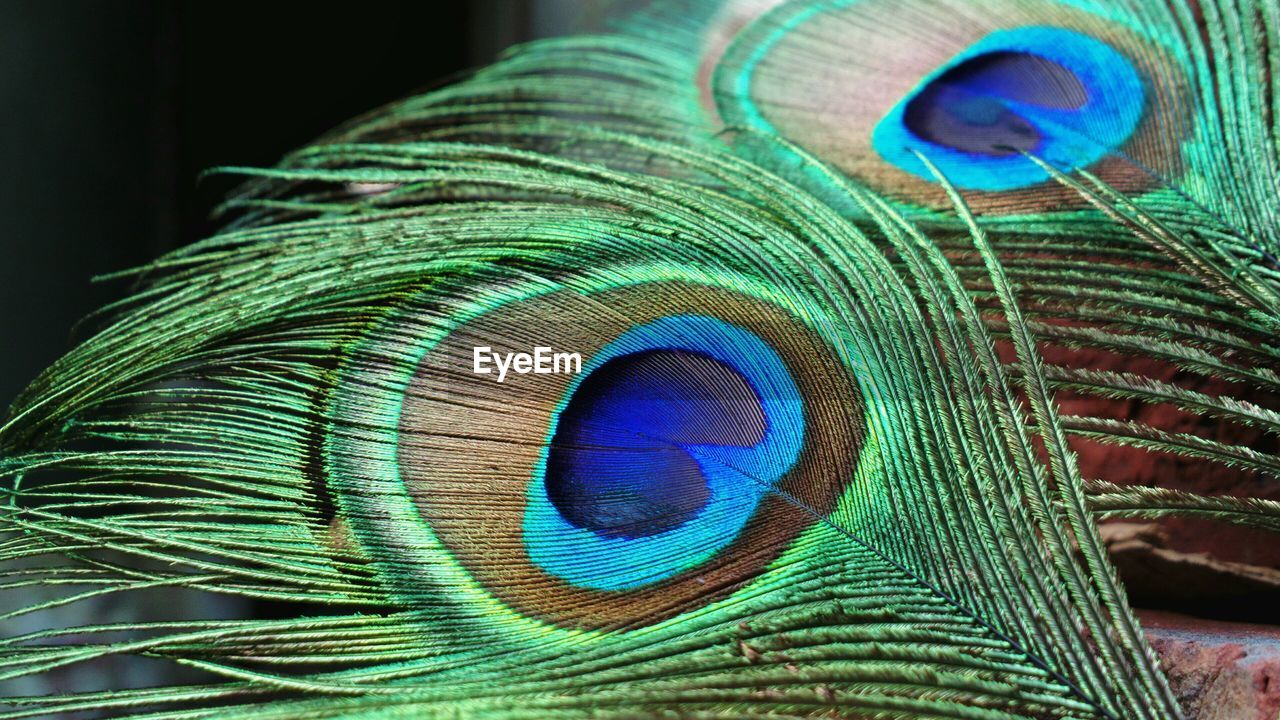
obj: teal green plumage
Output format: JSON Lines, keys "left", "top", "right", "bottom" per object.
{"left": 2, "top": 1, "right": 1279, "bottom": 718}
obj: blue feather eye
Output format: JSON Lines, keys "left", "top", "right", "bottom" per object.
{"left": 544, "top": 351, "right": 762, "bottom": 540}
{"left": 528, "top": 315, "right": 804, "bottom": 590}
{"left": 711, "top": 0, "right": 1190, "bottom": 213}
{"left": 872, "top": 27, "right": 1145, "bottom": 191}
{"left": 326, "top": 278, "right": 863, "bottom": 628}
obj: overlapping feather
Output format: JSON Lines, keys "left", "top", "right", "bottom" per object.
{"left": 2, "top": 1, "right": 1278, "bottom": 718}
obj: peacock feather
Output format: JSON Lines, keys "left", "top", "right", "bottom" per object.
{"left": 2, "top": 1, "right": 1279, "bottom": 718}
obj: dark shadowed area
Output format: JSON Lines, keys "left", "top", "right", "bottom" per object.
{"left": 0, "top": 0, "right": 583, "bottom": 411}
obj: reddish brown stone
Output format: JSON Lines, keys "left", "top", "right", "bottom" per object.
{"left": 1140, "top": 610, "right": 1280, "bottom": 720}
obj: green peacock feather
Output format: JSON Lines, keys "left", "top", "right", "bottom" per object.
{"left": 2, "top": 1, "right": 1279, "bottom": 718}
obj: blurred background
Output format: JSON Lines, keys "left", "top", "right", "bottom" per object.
{"left": 0, "top": 0, "right": 588, "bottom": 411}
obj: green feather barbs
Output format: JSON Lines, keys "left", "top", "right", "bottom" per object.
{"left": 3, "top": 0, "right": 1280, "bottom": 716}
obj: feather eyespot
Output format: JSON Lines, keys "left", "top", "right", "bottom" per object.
{"left": 528, "top": 315, "right": 804, "bottom": 591}
{"left": 710, "top": 0, "right": 1191, "bottom": 213}
{"left": 325, "top": 277, "right": 865, "bottom": 629}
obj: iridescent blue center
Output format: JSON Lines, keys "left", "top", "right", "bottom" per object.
{"left": 873, "top": 27, "right": 1145, "bottom": 191}
{"left": 546, "top": 350, "right": 766, "bottom": 540}
{"left": 902, "top": 51, "right": 1086, "bottom": 156}
{"left": 524, "top": 315, "right": 804, "bottom": 591}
